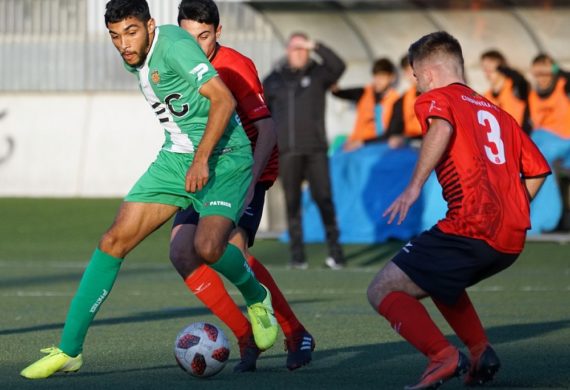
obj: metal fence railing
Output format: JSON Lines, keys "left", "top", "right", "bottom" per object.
{"left": 0, "top": 0, "right": 282, "bottom": 92}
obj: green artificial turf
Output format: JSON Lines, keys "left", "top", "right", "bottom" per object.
{"left": 1, "top": 198, "right": 569, "bottom": 389}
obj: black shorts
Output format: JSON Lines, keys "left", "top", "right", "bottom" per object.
{"left": 172, "top": 182, "right": 268, "bottom": 247}
{"left": 392, "top": 226, "right": 519, "bottom": 305}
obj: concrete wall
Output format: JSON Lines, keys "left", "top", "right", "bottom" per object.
{"left": 0, "top": 93, "right": 284, "bottom": 231}
{"left": 0, "top": 93, "right": 161, "bottom": 197}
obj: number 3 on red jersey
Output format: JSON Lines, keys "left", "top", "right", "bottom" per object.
{"left": 478, "top": 110, "right": 506, "bottom": 165}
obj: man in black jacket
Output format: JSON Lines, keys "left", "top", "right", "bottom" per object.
{"left": 263, "top": 32, "right": 345, "bottom": 270}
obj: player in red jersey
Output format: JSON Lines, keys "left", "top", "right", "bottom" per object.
{"left": 170, "top": 0, "right": 314, "bottom": 372}
{"left": 366, "top": 32, "right": 550, "bottom": 390}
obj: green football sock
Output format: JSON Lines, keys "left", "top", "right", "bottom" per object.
{"left": 210, "top": 244, "right": 266, "bottom": 306}
{"left": 59, "top": 248, "right": 123, "bottom": 356}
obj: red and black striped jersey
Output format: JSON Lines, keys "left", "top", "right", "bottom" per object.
{"left": 211, "top": 45, "right": 278, "bottom": 184}
{"left": 415, "top": 83, "right": 550, "bottom": 253}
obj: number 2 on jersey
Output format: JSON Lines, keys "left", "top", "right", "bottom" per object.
{"left": 477, "top": 110, "right": 506, "bottom": 165}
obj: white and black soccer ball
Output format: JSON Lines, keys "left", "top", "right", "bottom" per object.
{"left": 174, "top": 322, "right": 230, "bottom": 378}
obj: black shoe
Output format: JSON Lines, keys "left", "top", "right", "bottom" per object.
{"left": 464, "top": 345, "right": 501, "bottom": 386}
{"left": 284, "top": 330, "right": 315, "bottom": 371}
{"left": 233, "top": 333, "right": 261, "bottom": 373}
{"left": 324, "top": 256, "right": 344, "bottom": 270}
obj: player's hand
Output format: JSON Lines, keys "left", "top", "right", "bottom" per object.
{"left": 383, "top": 185, "right": 421, "bottom": 225}
{"left": 185, "top": 160, "right": 209, "bottom": 193}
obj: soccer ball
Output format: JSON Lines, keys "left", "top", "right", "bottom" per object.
{"left": 174, "top": 322, "right": 230, "bottom": 378}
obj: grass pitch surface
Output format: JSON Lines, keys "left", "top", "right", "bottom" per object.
{"left": 1, "top": 198, "right": 569, "bottom": 390}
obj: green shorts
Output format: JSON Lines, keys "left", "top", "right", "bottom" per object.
{"left": 125, "top": 146, "right": 253, "bottom": 223}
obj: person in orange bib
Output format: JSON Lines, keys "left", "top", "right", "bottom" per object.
{"left": 332, "top": 58, "right": 400, "bottom": 151}
{"left": 480, "top": 49, "right": 531, "bottom": 134}
{"left": 387, "top": 55, "right": 423, "bottom": 148}
{"left": 527, "top": 53, "right": 570, "bottom": 232}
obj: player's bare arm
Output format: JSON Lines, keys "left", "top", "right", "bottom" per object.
{"left": 186, "top": 76, "right": 236, "bottom": 193}
{"left": 524, "top": 176, "right": 547, "bottom": 200}
{"left": 384, "top": 118, "right": 453, "bottom": 225}
{"left": 242, "top": 117, "right": 277, "bottom": 206}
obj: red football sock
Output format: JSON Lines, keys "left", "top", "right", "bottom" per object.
{"left": 433, "top": 291, "right": 488, "bottom": 358}
{"left": 378, "top": 291, "right": 450, "bottom": 359}
{"left": 185, "top": 265, "right": 251, "bottom": 340}
{"left": 247, "top": 255, "right": 304, "bottom": 337}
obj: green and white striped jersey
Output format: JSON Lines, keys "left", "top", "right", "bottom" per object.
{"left": 125, "top": 25, "right": 249, "bottom": 153}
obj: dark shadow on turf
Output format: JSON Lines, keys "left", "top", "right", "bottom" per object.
{"left": 0, "top": 267, "right": 173, "bottom": 290}
{"left": 342, "top": 241, "right": 403, "bottom": 267}
{"left": 284, "top": 319, "right": 570, "bottom": 388}
{"left": 0, "top": 298, "right": 326, "bottom": 336}
{"left": 7, "top": 320, "right": 568, "bottom": 388}
{"left": 72, "top": 364, "right": 175, "bottom": 377}
{"left": 62, "top": 317, "right": 570, "bottom": 387}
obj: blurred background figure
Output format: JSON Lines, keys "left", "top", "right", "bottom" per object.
{"left": 332, "top": 58, "right": 400, "bottom": 151}
{"left": 480, "top": 49, "right": 531, "bottom": 134}
{"left": 528, "top": 53, "right": 570, "bottom": 232}
{"left": 263, "top": 32, "right": 346, "bottom": 270}
{"left": 386, "top": 55, "right": 423, "bottom": 148}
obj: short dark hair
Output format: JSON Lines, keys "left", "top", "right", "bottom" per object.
{"left": 408, "top": 31, "right": 464, "bottom": 70}
{"left": 372, "top": 58, "right": 395, "bottom": 75}
{"left": 104, "top": 0, "right": 151, "bottom": 26}
{"left": 532, "top": 53, "right": 553, "bottom": 65}
{"left": 177, "top": 0, "right": 219, "bottom": 29}
{"left": 481, "top": 49, "right": 506, "bottom": 65}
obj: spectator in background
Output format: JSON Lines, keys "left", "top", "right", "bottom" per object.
{"left": 529, "top": 54, "right": 570, "bottom": 145}
{"left": 528, "top": 53, "right": 570, "bottom": 232}
{"left": 332, "top": 58, "right": 400, "bottom": 151}
{"left": 387, "top": 55, "right": 422, "bottom": 147}
{"left": 480, "top": 50, "right": 531, "bottom": 133}
{"left": 263, "top": 32, "right": 346, "bottom": 270}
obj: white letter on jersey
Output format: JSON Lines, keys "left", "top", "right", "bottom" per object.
{"left": 190, "top": 63, "right": 208, "bottom": 81}
{"left": 477, "top": 110, "right": 506, "bottom": 165}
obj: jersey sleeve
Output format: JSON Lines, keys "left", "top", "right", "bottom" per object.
{"left": 166, "top": 39, "right": 217, "bottom": 89}
{"left": 519, "top": 132, "right": 552, "bottom": 178}
{"left": 219, "top": 57, "right": 271, "bottom": 122}
{"left": 414, "top": 91, "right": 455, "bottom": 134}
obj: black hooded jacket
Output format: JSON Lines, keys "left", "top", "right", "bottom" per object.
{"left": 263, "top": 43, "right": 345, "bottom": 154}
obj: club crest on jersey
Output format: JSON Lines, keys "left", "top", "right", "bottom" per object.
{"left": 151, "top": 70, "right": 160, "bottom": 84}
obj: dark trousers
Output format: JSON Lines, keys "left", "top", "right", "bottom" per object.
{"left": 279, "top": 152, "right": 343, "bottom": 263}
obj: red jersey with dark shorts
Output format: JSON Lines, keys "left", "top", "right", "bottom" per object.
{"left": 415, "top": 83, "right": 550, "bottom": 254}
{"left": 210, "top": 45, "right": 279, "bottom": 185}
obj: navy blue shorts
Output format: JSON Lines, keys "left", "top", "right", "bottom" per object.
{"left": 173, "top": 182, "right": 268, "bottom": 247}
{"left": 392, "top": 226, "right": 519, "bottom": 305}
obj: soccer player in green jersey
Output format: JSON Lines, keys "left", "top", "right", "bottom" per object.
{"left": 20, "top": 0, "right": 277, "bottom": 379}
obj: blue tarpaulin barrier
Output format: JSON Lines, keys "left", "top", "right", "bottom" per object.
{"left": 280, "top": 140, "right": 559, "bottom": 244}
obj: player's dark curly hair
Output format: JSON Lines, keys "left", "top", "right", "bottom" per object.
{"left": 177, "top": 0, "right": 220, "bottom": 29}
{"left": 408, "top": 31, "right": 464, "bottom": 70}
{"left": 104, "top": 0, "right": 151, "bottom": 26}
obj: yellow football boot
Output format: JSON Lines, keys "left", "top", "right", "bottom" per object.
{"left": 247, "top": 285, "right": 278, "bottom": 351}
{"left": 20, "top": 347, "right": 83, "bottom": 379}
